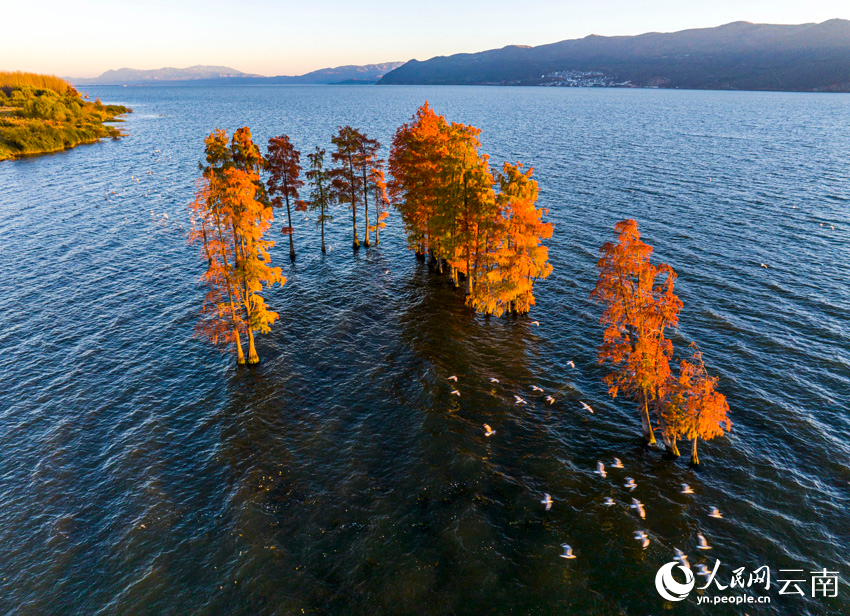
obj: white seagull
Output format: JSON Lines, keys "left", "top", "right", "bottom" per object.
{"left": 566, "top": 361, "right": 575, "bottom": 368}
{"left": 681, "top": 483, "right": 694, "bottom": 494}
{"left": 531, "top": 321, "right": 540, "bottom": 327}
{"left": 696, "top": 533, "right": 712, "bottom": 550}
{"left": 760, "top": 263, "right": 768, "bottom": 269}
{"left": 624, "top": 477, "right": 637, "bottom": 491}
{"left": 603, "top": 497, "right": 616, "bottom": 507}
{"left": 695, "top": 564, "right": 711, "bottom": 578}
{"left": 541, "top": 493, "right": 553, "bottom": 511}
{"left": 483, "top": 424, "right": 495, "bottom": 437}
{"left": 709, "top": 506, "right": 723, "bottom": 519}
{"left": 560, "top": 544, "right": 576, "bottom": 559}
{"left": 580, "top": 401, "right": 594, "bottom": 414}
{"left": 531, "top": 385, "right": 544, "bottom": 392}
{"left": 611, "top": 458, "right": 624, "bottom": 469}
{"left": 633, "top": 531, "right": 650, "bottom": 549}
{"left": 448, "top": 375, "right": 458, "bottom": 382}
{"left": 630, "top": 498, "right": 646, "bottom": 519}
{"left": 490, "top": 378, "right": 500, "bottom": 383}
{"left": 514, "top": 395, "right": 528, "bottom": 405}
{"left": 545, "top": 396, "right": 555, "bottom": 405}
{"left": 594, "top": 461, "right": 607, "bottom": 478}
{"left": 450, "top": 390, "right": 461, "bottom": 397}
{"left": 674, "top": 548, "right": 691, "bottom": 570}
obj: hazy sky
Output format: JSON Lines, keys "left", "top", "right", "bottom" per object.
{"left": 5, "top": 0, "right": 849, "bottom": 77}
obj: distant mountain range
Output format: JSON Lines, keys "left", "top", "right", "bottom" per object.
{"left": 68, "top": 62, "right": 405, "bottom": 86}
{"left": 378, "top": 19, "right": 850, "bottom": 92}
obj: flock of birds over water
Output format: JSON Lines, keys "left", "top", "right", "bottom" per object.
{"left": 443, "top": 341, "right": 726, "bottom": 579}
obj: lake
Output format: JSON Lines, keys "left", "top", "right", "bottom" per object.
{"left": 0, "top": 85, "right": 848, "bottom": 615}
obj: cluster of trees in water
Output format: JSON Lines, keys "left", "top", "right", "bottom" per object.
{"left": 592, "top": 220, "right": 731, "bottom": 464}
{"left": 0, "top": 72, "right": 128, "bottom": 160}
{"left": 188, "top": 104, "right": 730, "bottom": 464}
{"left": 189, "top": 102, "right": 553, "bottom": 363}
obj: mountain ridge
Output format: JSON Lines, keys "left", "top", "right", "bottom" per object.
{"left": 378, "top": 20, "right": 850, "bottom": 91}
{"left": 68, "top": 62, "right": 405, "bottom": 86}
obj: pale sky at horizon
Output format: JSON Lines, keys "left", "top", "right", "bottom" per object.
{"left": 4, "top": 0, "right": 849, "bottom": 78}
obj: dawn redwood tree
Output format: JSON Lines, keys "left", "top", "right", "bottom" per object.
{"left": 355, "top": 132, "right": 381, "bottom": 247}
{"left": 305, "top": 146, "right": 333, "bottom": 253}
{"left": 437, "top": 120, "right": 496, "bottom": 289}
{"left": 591, "top": 219, "right": 682, "bottom": 445}
{"left": 368, "top": 166, "right": 390, "bottom": 245}
{"left": 470, "top": 162, "right": 552, "bottom": 315}
{"left": 663, "top": 345, "right": 732, "bottom": 464}
{"left": 389, "top": 102, "right": 450, "bottom": 258}
{"left": 330, "top": 125, "right": 365, "bottom": 249}
{"left": 189, "top": 177, "right": 246, "bottom": 364}
{"left": 266, "top": 134, "right": 304, "bottom": 261}
{"left": 192, "top": 128, "right": 285, "bottom": 365}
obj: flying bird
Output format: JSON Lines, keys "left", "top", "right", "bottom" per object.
{"left": 695, "top": 564, "right": 710, "bottom": 578}
{"left": 603, "top": 497, "right": 615, "bottom": 506}
{"left": 709, "top": 507, "right": 723, "bottom": 519}
{"left": 630, "top": 498, "right": 646, "bottom": 519}
{"left": 594, "top": 461, "right": 607, "bottom": 478}
{"left": 633, "top": 531, "right": 650, "bottom": 549}
{"left": 560, "top": 544, "right": 576, "bottom": 559}
{"left": 580, "top": 401, "right": 594, "bottom": 414}
{"left": 448, "top": 376, "right": 458, "bottom": 382}
{"left": 681, "top": 483, "right": 694, "bottom": 494}
{"left": 531, "top": 385, "right": 544, "bottom": 392}
{"left": 760, "top": 263, "right": 768, "bottom": 269}
{"left": 483, "top": 424, "right": 495, "bottom": 437}
{"left": 696, "top": 533, "right": 712, "bottom": 550}
{"left": 531, "top": 321, "right": 540, "bottom": 326}
{"left": 541, "top": 494, "right": 553, "bottom": 511}
{"left": 566, "top": 361, "right": 575, "bottom": 368}
{"left": 545, "top": 396, "right": 555, "bottom": 405}
{"left": 624, "top": 477, "right": 637, "bottom": 491}
{"left": 674, "top": 548, "right": 690, "bottom": 570}
{"left": 450, "top": 390, "right": 460, "bottom": 397}
{"left": 490, "top": 378, "right": 500, "bottom": 383}
{"left": 611, "top": 458, "right": 624, "bottom": 469}
{"left": 514, "top": 395, "right": 527, "bottom": 405}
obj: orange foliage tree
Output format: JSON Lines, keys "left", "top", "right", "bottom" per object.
{"left": 591, "top": 219, "right": 682, "bottom": 445}
{"left": 388, "top": 102, "right": 450, "bottom": 259}
{"left": 368, "top": 166, "right": 390, "bottom": 245}
{"left": 190, "top": 128, "right": 285, "bottom": 365}
{"left": 266, "top": 134, "right": 303, "bottom": 261}
{"left": 663, "top": 345, "right": 732, "bottom": 464}
{"left": 469, "top": 162, "right": 553, "bottom": 315}
{"left": 389, "top": 102, "right": 552, "bottom": 315}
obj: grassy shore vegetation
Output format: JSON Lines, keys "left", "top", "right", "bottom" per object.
{"left": 0, "top": 71, "right": 130, "bottom": 160}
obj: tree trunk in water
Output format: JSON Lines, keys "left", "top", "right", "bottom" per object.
{"left": 668, "top": 435, "right": 681, "bottom": 457}
{"left": 246, "top": 328, "right": 259, "bottom": 365}
{"left": 321, "top": 218, "right": 326, "bottom": 253}
{"left": 642, "top": 395, "right": 656, "bottom": 444}
{"left": 691, "top": 438, "right": 700, "bottom": 465}
{"left": 234, "top": 330, "right": 245, "bottom": 365}
{"left": 285, "top": 196, "right": 295, "bottom": 260}
{"left": 465, "top": 258, "right": 472, "bottom": 295}
{"left": 363, "top": 196, "right": 370, "bottom": 247}
{"left": 352, "top": 205, "right": 359, "bottom": 249}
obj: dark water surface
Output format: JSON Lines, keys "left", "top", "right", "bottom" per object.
{"left": 0, "top": 86, "right": 848, "bottom": 615}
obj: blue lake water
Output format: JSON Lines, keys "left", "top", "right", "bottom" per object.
{"left": 0, "top": 85, "right": 848, "bottom": 615}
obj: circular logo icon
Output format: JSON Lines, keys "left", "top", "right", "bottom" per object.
{"left": 655, "top": 561, "right": 695, "bottom": 601}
